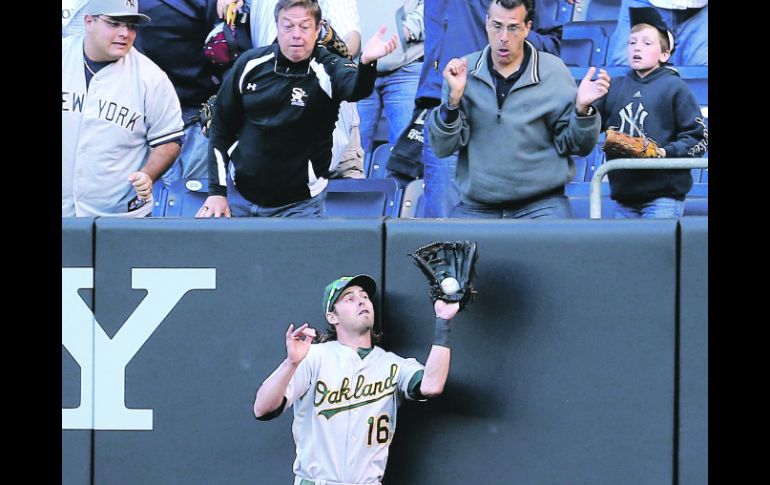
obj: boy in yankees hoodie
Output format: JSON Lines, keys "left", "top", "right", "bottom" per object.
{"left": 594, "top": 6, "right": 707, "bottom": 219}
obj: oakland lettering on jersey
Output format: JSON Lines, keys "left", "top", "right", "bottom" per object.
{"left": 62, "top": 91, "right": 85, "bottom": 113}
{"left": 314, "top": 364, "right": 399, "bottom": 419}
{"left": 97, "top": 99, "right": 142, "bottom": 131}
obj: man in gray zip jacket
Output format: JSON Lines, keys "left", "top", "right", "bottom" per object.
{"left": 428, "top": 0, "right": 610, "bottom": 219}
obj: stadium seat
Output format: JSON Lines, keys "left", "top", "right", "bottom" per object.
{"left": 682, "top": 77, "right": 708, "bottom": 107}
{"left": 556, "top": 0, "right": 574, "bottom": 23}
{"left": 566, "top": 181, "right": 614, "bottom": 218}
{"left": 582, "top": 140, "right": 606, "bottom": 182}
{"left": 572, "top": 0, "right": 621, "bottom": 21}
{"left": 326, "top": 178, "right": 402, "bottom": 218}
{"left": 151, "top": 179, "right": 169, "bottom": 217}
{"left": 574, "top": 19, "right": 618, "bottom": 42}
{"left": 399, "top": 179, "right": 425, "bottom": 218}
{"left": 561, "top": 38, "right": 594, "bottom": 66}
{"left": 570, "top": 155, "right": 587, "bottom": 182}
{"left": 684, "top": 182, "right": 708, "bottom": 216}
{"left": 700, "top": 168, "right": 708, "bottom": 183}
{"left": 368, "top": 143, "right": 393, "bottom": 179}
{"left": 563, "top": 22, "right": 609, "bottom": 66}
{"left": 162, "top": 178, "right": 209, "bottom": 217}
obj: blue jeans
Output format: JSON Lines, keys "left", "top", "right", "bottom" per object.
{"left": 226, "top": 176, "right": 327, "bottom": 217}
{"left": 614, "top": 197, "right": 684, "bottom": 219}
{"left": 422, "top": 107, "right": 460, "bottom": 218}
{"left": 357, "top": 61, "right": 423, "bottom": 155}
{"left": 606, "top": 1, "right": 708, "bottom": 66}
{"left": 161, "top": 124, "right": 210, "bottom": 187}
{"left": 450, "top": 192, "right": 573, "bottom": 219}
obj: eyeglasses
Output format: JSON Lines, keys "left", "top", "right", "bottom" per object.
{"left": 95, "top": 15, "right": 140, "bottom": 31}
{"left": 487, "top": 19, "right": 523, "bottom": 35}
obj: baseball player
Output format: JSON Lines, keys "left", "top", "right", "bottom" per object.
{"left": 62, "top": 0, "right": 184, "bottom": 217}
{"left": 253, "top": 274, "right": 460, "bottom": 485}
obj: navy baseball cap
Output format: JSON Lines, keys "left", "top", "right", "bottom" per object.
{"left": 323, "top": 275, "right": 377, "bottom": 314}
{"left": 629, "top": 7, "right": 674, "bottom": 53}
{"left": 87, "top": 0, "right": 151, "bottom": 23}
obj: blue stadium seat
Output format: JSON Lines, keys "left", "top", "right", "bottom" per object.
{"left": 566, "top": 181, "right": 614, "bottom": 218}
{"left": 162, "top": 178, "right": 209, "bottom": 217}
{"left": 690, "top": 169, "right": 701, "bottom": 184}
{"left": 682, "top": 77, "right": 707, "bottom": 107}
{"left": 572, "top": 0, "right": 621, "bottom": 21}
{"left": 684, "top": 182, "right": 708, "bottom": 216}
{"left": 561, "top": 38, "right": 594, "bottom": 66}
{"left": 700, "top": 168, "right": 708, "bottom": 183}
{"left": 582, "top": 140, "right": 606, "bottom": 182}
{"left": 563, "top": 22, "right": 609, "bottom": 66}
{"left": 556, "top": 0, "right": 575, "bottom": 23}
{"left": 570, "top": 155, "right": 587, "bottom": 182}
{"left": 368, "top": 143, "right": 393, "bottom": 179}
{"left": 326, "top": 178, "right": 402, "bottom": 218}
{"left": 399, "top": 179, "right": 425, "bottom": 218}
{"left": 151, "top": 179, "right": 169, "bottom": 217}
{"left": 574, "top": 19, "right": 618, "bottom": 42}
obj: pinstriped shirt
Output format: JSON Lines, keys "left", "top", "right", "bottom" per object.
{"left": 62, "top": 36, "right": 184, "bottom": 217}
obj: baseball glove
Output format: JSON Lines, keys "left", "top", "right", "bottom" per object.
{"left": 318, "top": 18, "right": 351, "bottom": 59}
{"left": 198, "top": 95, "right": 217, "bottom": 137}
{"left": 410, "top": 241, "right": 479, "bottom": 310}
{"left": 602, "top": 128, "right": 661, "bottom": 159}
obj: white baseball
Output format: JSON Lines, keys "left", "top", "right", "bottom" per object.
{"left": 440, "top": 277, "right": 461, "bottom": 295}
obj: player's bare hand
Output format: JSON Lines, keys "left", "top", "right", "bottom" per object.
{"left": 285, "top": 323, "right": 316, "bottom": 364}
{"left": 576, "top": 66, "right": 610, "bottom": 113}
{"left": 361, "top": 26, "right": 398, "bottom": 64}
{"left": 217, "top": 0, "right": 243, "bottom": 21}
{"left": 443, "top": 58, "right": 468, "bottom": 105}
{"left": 128, "top": 171, "right": 153, "bottom": 200}
{"left": 434, "top": 300, "right": 460, "bottom": 320}
{"left": 196, "top": 195, "right": 232, "bottom": 218}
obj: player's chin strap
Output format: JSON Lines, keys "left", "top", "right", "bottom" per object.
{"left": 294, "top": 477, "right": 382, "bottom": 485}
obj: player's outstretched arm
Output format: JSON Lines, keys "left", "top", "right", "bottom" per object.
{"left": 253, "top": 323, "right": 316, "bottom": 418}
{"left": 419, "top": 300, "right": 459, "bottom": 398}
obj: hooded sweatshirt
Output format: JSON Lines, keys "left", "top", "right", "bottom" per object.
{"left": 595, "top": 65, "right": 708, "bottom": 203}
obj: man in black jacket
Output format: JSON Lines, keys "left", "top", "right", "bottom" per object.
{"left": 196, "top": 0, "right": 397, "bottom": 218}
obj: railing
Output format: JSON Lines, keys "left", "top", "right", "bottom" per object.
{"left": 589, "top": 158, "right": 709, "bottom": 219}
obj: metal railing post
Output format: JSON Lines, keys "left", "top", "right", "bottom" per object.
{"left": 589, "top": 158, "right": 709, "bottom": 219}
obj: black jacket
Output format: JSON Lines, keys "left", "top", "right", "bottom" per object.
{"left": 207, "top": 44, "right": 377, "bottom": 207}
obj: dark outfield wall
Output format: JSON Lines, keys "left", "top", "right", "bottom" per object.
{"left": 678, "top": 217, "right": 708, "bottom": 484}
{"left": 62, "top": 217, "right": 707, "bottom": 485}
{"left": 62, "top": 217, "right": 94, "bottom": 485}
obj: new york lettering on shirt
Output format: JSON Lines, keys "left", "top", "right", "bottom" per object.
{"left": 96, "top": 99, "right": 142, "bottom": 131}
{"left": 62, "top": 91, "right": 86, "bottom": 113}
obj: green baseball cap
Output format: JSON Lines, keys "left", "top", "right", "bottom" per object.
{"left": 322, "top": 274, "right": 377, "bottom": 314}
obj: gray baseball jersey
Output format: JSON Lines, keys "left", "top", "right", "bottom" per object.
{"left": 281, "top": 341, "right": 424, "bottom": 484}
{"left": 62, "top": 35, "right": 184, "bottom": 217}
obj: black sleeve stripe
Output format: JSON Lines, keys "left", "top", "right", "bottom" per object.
{"left": 255, "top": 396, "right": 288, "bottom": 421}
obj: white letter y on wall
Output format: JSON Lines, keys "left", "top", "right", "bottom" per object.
{"left": 62, "top": 268, "right": 217, "bottom": 430}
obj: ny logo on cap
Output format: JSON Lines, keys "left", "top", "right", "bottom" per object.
{"left": 126, "top": 0, "right": 136, "bottom": 7}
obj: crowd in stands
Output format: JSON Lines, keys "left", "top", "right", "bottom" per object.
{"left": 62, "top": 0, "right": 708, "bottom": 220}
